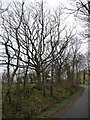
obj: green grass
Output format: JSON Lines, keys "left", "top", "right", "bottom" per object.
{"left": 2, "top": 83, "right": 84, "bottom": 118}
{"left": 0, "top": 83, "right": 2, "bottom": 90}
{"left": 35, "top": 86, "right": 84, "bottom": 118}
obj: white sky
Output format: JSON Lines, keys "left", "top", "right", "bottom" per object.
{"left": 0, "top": 0, "right": 69, "bottom": 7}
{"left": 1, "top": 0, "right": 68, "bottom": 7}
{"left": 1, "top": 0, "right": 87, "bottom": 51}
{"left": 0, "top": 0, "right": 69, "bottom": 74}
{"left": 0, "top": 0, "right": 88, "bottom": 73}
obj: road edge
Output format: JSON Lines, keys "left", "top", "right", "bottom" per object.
{"left": 49, "top": 86, "right": 84, "bottom": 118}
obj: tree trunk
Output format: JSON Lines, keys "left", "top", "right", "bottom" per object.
{"left": 58, "top": 68, "right": 62, "bottom": 83}
{"left": 42, "top": 70, "right": 46, "bottom": 96}
{"left": 36, "top": 71, "right": 41, "bottom": 84}
{"left": 50, "top": 64, "right": 54, "bottom": 96}
{"left": 83, "top": 69, "right": 86, "bottom": 84}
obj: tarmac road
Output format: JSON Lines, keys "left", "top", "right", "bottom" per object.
{"left": 0, "top": 83, "right": 2, "bottom": 120}
{"left": 60, "top": 85, "right": 89, "bottom": 118}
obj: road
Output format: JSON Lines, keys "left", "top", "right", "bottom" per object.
{"left": 0, "top": 85, "right": 89, "bottom": 119}
{"left": 60, "top": 85, "right": 89, "bottom": 118}
{"left": 0, "top": 83, "right": 2, "bottom": 120}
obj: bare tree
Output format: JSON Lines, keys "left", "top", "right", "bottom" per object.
{"left": 0, "top": 1, "right": 9, "bottom": 14}
{"left": 68, "top": 0, "right": 90, "bottom": 83}
{"left": 0, "top": 1, "right": 25, "bottom": 102}
{"left": 0, "top": 0, "right": 84, "bottom": 103}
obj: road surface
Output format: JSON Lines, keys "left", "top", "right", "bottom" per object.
{"left": 60, "top": 85, "right": 89, "bottom": 118}
{"left": 0, "top": 83, "right": 2, "bottom": 120}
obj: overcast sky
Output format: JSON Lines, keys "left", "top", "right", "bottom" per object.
{"left": 0, "top": 0, "right": 88, "bottom": 73}
{"left": 1, "top": 0, "right": 68, "bottom": 7}
{"left": 0, "top": 0, "right": 70, "bottom": 74}
{"left": 1, "top": 0, "right": 87, "bottom": 52}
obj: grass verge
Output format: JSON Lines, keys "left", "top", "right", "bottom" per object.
{"left": 35, "top": 86, "right": 84, "bottom": 118}
{"left": 2, "top": 84, "right": 84, "bottom": 118}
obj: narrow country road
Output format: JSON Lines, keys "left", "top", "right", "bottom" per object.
{"left": 0, "top": 83, "right": 2, "bottom": 120}
{"left": 53, "top": 85, "right": 89, "bottom": 118}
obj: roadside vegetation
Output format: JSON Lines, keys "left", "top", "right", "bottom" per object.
{"left": 2, "top": 82, "right": 83, "bottom": 118}
{"left": 0, "top": 0, "right": 90, "bottom": 118}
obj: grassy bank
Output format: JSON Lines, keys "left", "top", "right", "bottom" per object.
{"left": 2, "top": 83, "right": 84, "bottom": 118}
{"left": 36, "top": 85, "right": 84, "bottom": 118}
